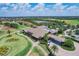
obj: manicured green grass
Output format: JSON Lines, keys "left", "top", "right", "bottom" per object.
{"left": 0, "top": 23, "right": 30, "bottom": 37}
{"left": 61, "top": 45, "right": 75, "bottom": 51}
{"left": 0, "top": 21, "right": 32, "bottom": 56}
{"left": 39, "top": 44, "right": 49, "bottom": 54}
{"left": 63, "top": 20, "right": 79, "bottom": 25}
{"left": 29, "top": 47, "right": 45, "bottom": 56}
{"left": 0, "top": 30, "right": 6, "bottom": 36}
{"left": 17, "top": 25, "right": 30, "bottom": 30}
{"left": 0, "top": 34, "right": 32, "bottom": 56}
{"left": 61, "top": 37, "right": 75, "bottom": 51}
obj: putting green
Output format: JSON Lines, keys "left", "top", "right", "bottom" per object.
{"left": 0, "top": 34, "right": 32, "bottom": 56}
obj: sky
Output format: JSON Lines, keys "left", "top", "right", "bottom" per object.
{"left": 0, "top": 3, "right": 79, "bottom": 17}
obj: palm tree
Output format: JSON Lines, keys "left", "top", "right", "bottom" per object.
{"left": 52, "top": 45, "right": 58, "bottom": 54}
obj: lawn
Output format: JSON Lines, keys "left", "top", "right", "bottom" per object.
{"left": 63, "top": 20, "right": 79, "bottom": 25}
{"left": 0, "top": 30, "right": 6, "bottom": 36}
{"left": 39, "top": 44, "right": 49, "bottom": 54}
{"left": 29, "top": 47, "right": 45, "bottom": 56}
{"left": 0, "top": 22, "right": 30, "bottom": 37}
{"left": 0, "top": 33, "right": 32, "bottom": 56}
{"left": 61, "top": 37, "right": 75, "bottom": 51}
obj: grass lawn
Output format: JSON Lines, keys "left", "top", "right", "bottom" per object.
{"left": 0, "top": 30, "right": 6, "bottom": 36}
{"left": 61, "top": 37, "right": 75, "bottom": 51}
{"left": 17, "top": 25, "right": 30, "bottom": 30}
{"left": 0, "top": 23, "right": 30, "bottom": 37}
{"left": 39, "top": 44, "right": 49, "bottom": 54}
{"left": 63, "top": 20, "right": 79, "bottom": 25}
{"left": 0, "top": 33, "right": 32, "bottom": 56}
{"left": 29, "top": 47, "right": 45, "bottom": 56}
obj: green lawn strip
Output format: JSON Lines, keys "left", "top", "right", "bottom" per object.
{"left": 16, "top": 24, "right": 30, "bottom": 30}
{"left": 0, "top": 30, "right": 7, "bottom": 37}
{"left": 63, "top": 20, "right": 79, "bottom": 25}
{"left": 0, "top": 30, "right": 5, "bottom": 34}
{"left": 39, "top": 44, "right": 49, "bottom": 54}
{"left": 61, "top": 45, "right": 75, "bottom": 51}
{"left": 15, "top": 40, "right": 32, "bottom": 56}
{"left": 14, "top": 33, "right": 32, "bottom": 56}
{"left": 32, "top": 47, "right": 45, "bottom": 56}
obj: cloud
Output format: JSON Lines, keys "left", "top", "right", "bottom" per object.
{"left": 62, "top": 5, "right": 79, "bottom": 16}
{"left": 0, "top": 3, "right": 32, "bottom": 11}
{"left": 31, "top": 3, "right": 45, "bottom": 11}
{"left": 1, "top": 7, "right": 8, "bottom": 10}
{"left": 66, "top": 5, "right": 79, "bottom": 10}
{"left": 0, "top": 3, "right": 79, "bottom": 16}
{"left": 0, "top": 3, "right": 33, "bottom": 17}
{"left": 52, "top": 3, "right": 68, "bottom": 13}
{"left": 0, "top": 6, "right": 9, "bottom": 14}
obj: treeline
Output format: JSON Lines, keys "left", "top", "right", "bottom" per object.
{"left": 0, "top": 17, "right": 79, "bottom": 21}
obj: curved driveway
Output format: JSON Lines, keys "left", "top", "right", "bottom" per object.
{"left": 56, "top": 41, "right": 79, "bottom": 56}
